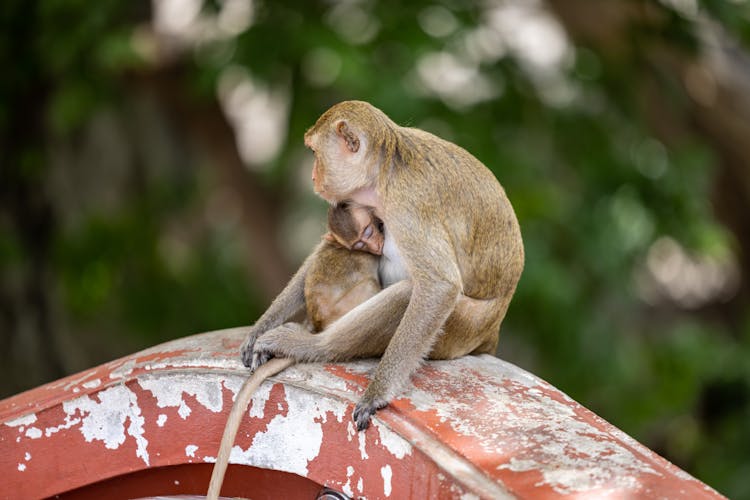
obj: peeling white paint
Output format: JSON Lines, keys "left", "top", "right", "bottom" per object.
{"left": 381, "top": 464, "right": 392, "bottom": 497}
{"left": 24, "top": 427, "right": 42, "bottom": 439}
{"left": 227, "top": 385, "right": 347, "bottom": 477}
{"left": 370, "top": 355, "right": 665, "bottom": 496}
{"left": 358, "top": 430, "right": 369, "bottom": 460}
{"left": 373, "top": 420, "right": 413, "bottom": 459}
{"left": 221, "top": 376, "right": 244, "bottom": 399}
{"left": 110, "top": 359, "right": 136, "bottom": 380}
{"left": 82, "top": 379, "right": 102, "bottom": 389}
{"left": 62, "top": 370, "right": 100, "bottom": 391}
{"left": 62, "top": 385, "right": 150, "bottom": 466}
{"left": 342, "top": 466, "right": 355, "bottom": 497}
{"left": 138, "top": 373, "right": 225, "bottom": 419}
{"left": 17, "top": 463, "right": 26, "bottom": 472}
{"left": 460, "top": 492, "right": 480, "bottom": 500}
{"left": 44, "top": 414, "right": 81, "bottom": 438}
{"left": 156, "top": 414, "right": 167, "bottom": 427}
{"left": 489, "top": 395, "right": 662, "bottom": 496}
{"left": 346, "top": 420, "right": 357, "bottom": 442}
{"left": 143, "top": 356, "right": 243, "bottom": 374}
{"left": 357, "top": 477, "right": 363, "bottom": 493}
{"left": 185, "top": 444, "right": 198, "bottom": 458}
{"left": 5, "top": 414, "right": 37, "bottom": 428}
{"left": 246, "top": 382, "right": 273, "bottom": 419}
{"left": 177, "top": 400, "right": 192, "bottom": 419}
{"left": 24, "top": 452, "right": 31, "bottom": 461}
{"left": 462, "top": 379, "right": 657, "bottom": 495}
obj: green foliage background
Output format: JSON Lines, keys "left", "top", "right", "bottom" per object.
{"left": 2, "top": 1, "right": 749, "bottom": 497}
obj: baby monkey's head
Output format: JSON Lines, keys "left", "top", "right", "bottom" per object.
{"left": 326, "top": 202, "right": 384, "bottom": 255}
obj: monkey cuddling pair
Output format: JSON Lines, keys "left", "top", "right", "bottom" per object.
{"left": 207, "top": 100, "right": 524, "bottom": 498}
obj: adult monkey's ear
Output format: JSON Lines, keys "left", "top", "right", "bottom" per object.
{"left": 336, "top": 120, "right": 360, "bottom": 153}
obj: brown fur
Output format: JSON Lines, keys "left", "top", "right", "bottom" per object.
{"left": 305, "top": 247, "right": 380, "bottom": 332}
{"left": 242, "top": 100, "right": 524, "bottom": 431}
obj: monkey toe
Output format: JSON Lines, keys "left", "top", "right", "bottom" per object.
{"left": 240, "top": 342, "right": 255, "bottom": 368}
{"left": 353, "top": 398, "right": 388, "bottom": 431}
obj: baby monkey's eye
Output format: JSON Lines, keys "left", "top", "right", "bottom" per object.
{"left": 363, "top": 225, "right": 373, "bottom": 239}
{"left": 353, "top": 241, "right": 365, "bottom": 250}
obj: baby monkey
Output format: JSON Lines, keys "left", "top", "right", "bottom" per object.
{"left": 207, "top": 202, "right": 385, "bottom": 499}
{"left": 306, "top": 202, "right": 384, "bottom": 331}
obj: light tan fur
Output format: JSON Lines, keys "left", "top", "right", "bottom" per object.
{"left": 242, "top": 100, "right": 524, "bottom": 431}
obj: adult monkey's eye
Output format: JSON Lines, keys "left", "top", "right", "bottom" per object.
{"left": 364, "top": 225, "right": 373, "bottom": 238}
{"left": 354, "top": 241, "right": 365, "bottom": 250}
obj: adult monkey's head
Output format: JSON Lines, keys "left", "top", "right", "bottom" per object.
{"left": 303, "top": 100, "right": 395, "bottom": 204}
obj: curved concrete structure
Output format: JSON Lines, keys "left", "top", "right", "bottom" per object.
{"left": 0, "top": 327, "right": 725, "bottom": 499}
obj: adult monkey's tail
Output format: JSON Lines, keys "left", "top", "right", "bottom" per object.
{"left": 206, "top": 357, "right": 296, "bottom": 500}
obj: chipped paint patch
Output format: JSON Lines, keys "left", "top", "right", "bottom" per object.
{"left": 228, "top": 385, "right": 347, "bottom": 477}
{"left": 25, "top": 427, "right": 42, "bottom": 439}
{"left": 82, "top": 379, "right": 102, "bottom": 390}
{"left": 358, "top": 429, "right": 369, "bottom": 460}
{"left": 142, "top": 356, "right": 242, "bottom": 374}
{"left": 110, "top": 359, "right": 137, "bottom": 380}
{"left": 138, "top": 373, "right": 225, "bottom": 416}
{"left": 373, "top": 420, "right": 412, "bottom": 459}
{"left": 498, "top": 426, "right": 659, "bottom": 494}
{"left": 177, "top": 400, "right": 191, "bottom": 419}
{"left": 381, "top": 464, "right": 392, "bottom": 497}
{"left": 44, "top": 415, "right": 80, "bottom": 438}
{"left": 63, "top": 385, "right": 150, "bottom": 466}
{"left": 342, "top": 466, "right": 355, "bottom": 497}
{"left": 346, "top": 419, "right": 357, "bottom": 442}
{"left": 5, "top": 413, "right": 37, "bottom": 427}
{"left": 156, "top": 414, "right": 167, "bottom": 427}
{"left": 397, "top": 357, "right": 669, "bottom": 496}
{"left": 245, "top": 381, "right": 273, "bottom": 419}
{"left": 185, "top": 444, "right": 198, "bottom": 458}
{"left": 460, "top": 492, "right": 480, "bottom": 500}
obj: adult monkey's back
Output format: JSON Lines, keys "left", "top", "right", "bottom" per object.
{"left": 241, "top": 100, "right": 524, "bottom": 430}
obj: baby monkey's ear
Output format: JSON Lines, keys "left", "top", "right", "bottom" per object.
{"left": 324, "top": 232, "right": 350, "bottom": 250}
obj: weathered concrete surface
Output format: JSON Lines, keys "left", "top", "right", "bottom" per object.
{"left": 0, "top": 327, "right": 726, "bottom": 499}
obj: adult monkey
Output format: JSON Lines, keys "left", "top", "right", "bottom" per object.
{"left": 240, "top": 100, "right": 524, "bottom": 431}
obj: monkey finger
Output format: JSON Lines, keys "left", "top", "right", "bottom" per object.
{"left": 250, "top": 351, "right": 274, "bottom": 372}
{"left": 353, "top": 397, "right": 388, "bottom": 431}
{"left": 240, "top": 338, "right": 256, "bottom": 368}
